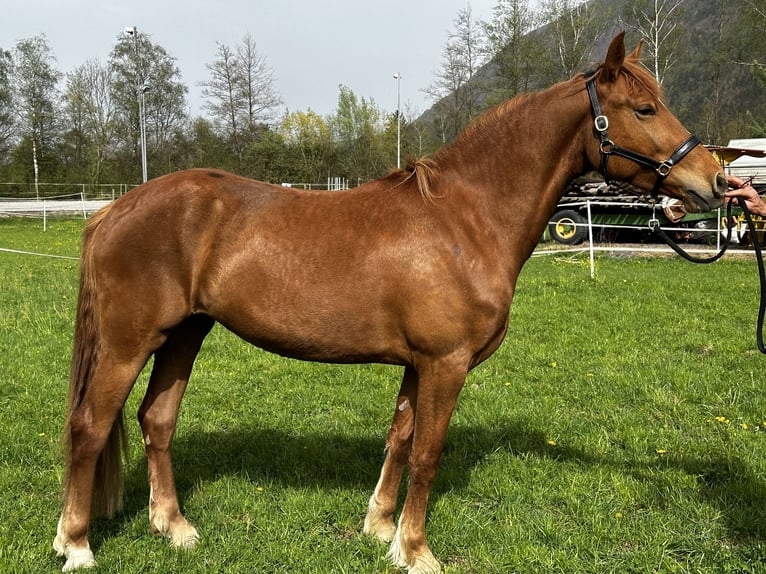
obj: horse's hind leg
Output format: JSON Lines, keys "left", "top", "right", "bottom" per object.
{"left": 55, "top": 354, "right": 150, "bottom": 572}
{"left": 137, "top": 314, "right": 213, "bottom": 548}
{"left": 364, "top": 367, "right": 417, "bottom": 542}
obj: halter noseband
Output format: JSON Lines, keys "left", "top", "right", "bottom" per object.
{"left": 585, "top": 77, "right": 700, "bottom": 198}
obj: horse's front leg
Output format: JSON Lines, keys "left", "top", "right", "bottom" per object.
{"left": 364, "top": 367, "right": 418, "bottom": 542}
{"left": 138, "top": 316, "right": 213, "bottom": 548}
{"left": 387, "top": 357, "right": 467, "bottom": 574}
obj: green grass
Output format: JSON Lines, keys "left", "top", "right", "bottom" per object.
{"left": 2, "top": 217, "right": 766, "bottom": 572}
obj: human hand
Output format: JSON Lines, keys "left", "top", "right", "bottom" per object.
{"left": 725, "top": 175, "right": 766, "bottom": 216}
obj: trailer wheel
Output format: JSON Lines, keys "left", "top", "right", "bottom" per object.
{"left": 549, "top": 210, "right": 587, "bottom": 244}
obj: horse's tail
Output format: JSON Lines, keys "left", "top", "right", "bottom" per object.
{"left": 62, "top": 203, "right": 127, "bottom": 517}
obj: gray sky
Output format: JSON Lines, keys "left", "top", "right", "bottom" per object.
{"left": 6, "top": 0, "right": 499, "bottom": 118}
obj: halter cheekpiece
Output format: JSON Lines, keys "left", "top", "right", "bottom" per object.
{"left": 585, "top": 76, "right": 700, "bottom": 198}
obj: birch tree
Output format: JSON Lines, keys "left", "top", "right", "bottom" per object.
{"left": 12, "top": 35, "right": 61, "bottom": 197}
{"left": 539, "top": 0, "right": 607, "bottom": 80}
{"left": 0, "top": 49, "right": 13, "bottom": 157}
{"left": 621, "top": 0, "right": 686, "bottom": 85}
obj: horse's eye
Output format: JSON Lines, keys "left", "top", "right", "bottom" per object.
{"left": 637, "top": 106, "right": 656, "bottom": 117}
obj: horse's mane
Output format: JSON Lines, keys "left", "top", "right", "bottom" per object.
{"left": 398, "top": 54, "right": 661, "bottom": 202}
{"left": 390, "top": 94, "right": 534, "bottom": 203}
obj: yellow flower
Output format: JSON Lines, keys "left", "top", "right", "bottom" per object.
{"left": 714, "top": 416, "right": 730, "bottom": 425}
{"left": 656, "top": 449, "right": 666, "bottom": 455}
{"left": 550, "top": 361, "right": 557, "bottom": 368}
{"left": 740, "top": 423, "right": 749, "bottom": 430}
{"left": 615, "top": 512, "right": 624, "bottom": 519}
{"left": 547, "top": 439, "right": 557, "bottom": 446}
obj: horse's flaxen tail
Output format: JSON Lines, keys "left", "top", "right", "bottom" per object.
{"left": 62, "top": 204, "right": 127, "bottom": 518}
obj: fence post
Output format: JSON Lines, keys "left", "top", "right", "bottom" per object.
{"left": 716, "top": 206, "right": 722, "bottom": 252}
{"left": 43, "top": 199, "right": 47, "bottom": 232}
{"left": 587, "top": 200, "right": 595, "bottom": 279}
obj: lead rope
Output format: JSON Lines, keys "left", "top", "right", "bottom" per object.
{"left": 649, "top": 199, "right": 732, "bottom": 264}
{"left": 738, "top": 199, "right": 766, "bottom": 353}
{"left": 651, "top": 197, "right": 766, "bottom": 353}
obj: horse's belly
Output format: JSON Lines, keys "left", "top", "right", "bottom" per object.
{"left": 208, "top": 294, "right": 410, "bottom": 365}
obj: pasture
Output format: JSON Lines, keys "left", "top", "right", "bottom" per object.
{"left": 2, "top": 217, "right": 766, "bottom": 573}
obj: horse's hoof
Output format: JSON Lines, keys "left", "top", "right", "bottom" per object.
{"left": 60, "top": 547, "right": 96, "bottom": 572}
{"left": 387, "top": 530, "right": 442, "bottom": 573}
{"left": 363, "top": 511, "right": 396, "bottom": 543}
{"left": 407, "top": 554, "right": 443, "bottom": 574}
{"left": 169, "top": 523, "right": 200, "bottom": 549}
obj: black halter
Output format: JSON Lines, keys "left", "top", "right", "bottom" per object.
{"left": 585, "top": 77, "right": 700, "bottom": 198}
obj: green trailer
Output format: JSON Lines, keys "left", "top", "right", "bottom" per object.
{"left": 549, "top": 145, "right": 766, "bottom": 246}
{"left": 548, "top": 178, "right": 727, "bottom": 245}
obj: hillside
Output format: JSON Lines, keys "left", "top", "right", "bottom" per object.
{"left": 419, "top": 0, "right": 765, "bottom": 147}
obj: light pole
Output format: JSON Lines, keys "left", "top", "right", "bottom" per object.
{"left": 139, "top": 83, "right": 148, "bottom": 183}
{"left": 124, "top": 26, "right": 148, "bottom": 183}
{"left": 393, "top": 73, "right": 402, "bottom": 169}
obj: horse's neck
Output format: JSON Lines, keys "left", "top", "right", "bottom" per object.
{"left": 448, "top": 79, "right": 588, "bottom": 199}
{"left": 439, "top": 79, "right": 591, "bottom": 263}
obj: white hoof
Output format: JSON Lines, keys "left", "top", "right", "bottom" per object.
{"left": 54, "top": 517, "right": 96, "bottom": 571}
{"left": 407, "top": 555, "right": 443, "bottom": 574}
{"left": 387, "top": 528, "right": 442, "bottom": 573}
{"left": 363, "top": 500, "right": 396, "bottom": 543}
{"left": 60, "top": 546, "right": 96, "bottom": 572}
{"left": 169, "top": 523, "right": 200, "bottom": 549}
{"left": 151, "top": 510, "right": 200, "bottom": 549}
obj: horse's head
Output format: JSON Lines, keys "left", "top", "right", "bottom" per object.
{"left": 584, "top": 32, "right": 726, "bottom": 212}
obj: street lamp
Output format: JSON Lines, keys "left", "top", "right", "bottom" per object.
{"left": 125, "top": 26, "right": 148, "bottom": 183}
{"left": 393, "top": 73, "right": 402, "bottom": 169}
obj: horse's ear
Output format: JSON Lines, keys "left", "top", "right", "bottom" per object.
{"left": 601, "top": 31, "right": 626, "bottom": 83}
{"left": 629, "top": 38, "right": 644, "bottom": 60}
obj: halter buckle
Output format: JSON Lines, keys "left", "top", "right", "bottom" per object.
{"left": 656, "top": 161, "right": 673, "bottom": 177}
{"left": 594, "top": 115, "right": 609, "bottom": 132}
{"left": 599, "top": 139, "right": 615, "bottom": 154}
{"left": 648, "top": 202, "right": 659, "bottom": 229}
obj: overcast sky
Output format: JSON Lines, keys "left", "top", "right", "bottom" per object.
{"left": 6, "top": 0, "right": 502, "bottom": 119}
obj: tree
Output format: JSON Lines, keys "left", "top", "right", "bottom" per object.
{"left": 425, "top": 5, "right": 487, "bottom": 142}
{"left": 63, "top": 59, "right": 116, "bottom": 183}
{"left": 0, "top": 49, "right": 14, "bottom": 160}
{"left": 741, "top": 0, "right": 766, "bottom": 135}
{"left": 11, "top": 35, "right": 62, "bottom": 196}
{"left": 482, "top": 0, "right": 548, "bottom": 105}
{"left": 279, "top": 109, "right": 332, "bottom": 183}
{"left": 329, "top": 85, "right": 387, "bottom": 182}
{"left": 621, "top": 0, "right": 686, "bottom": 85}
{"left": 109, "top": 28, "right": 188, "bottom": 182}
{"left": 200, "top": 33, "right": 281, "bottom": 170}
{"left": 399, "top": 103, "right": 428, "bottom": 159}
{"left": 539, "top": 0, "right": 608, "bottom": 80}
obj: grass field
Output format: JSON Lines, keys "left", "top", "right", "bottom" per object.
{"left": 2, "top": 217, "right": 766, "bottom": 573}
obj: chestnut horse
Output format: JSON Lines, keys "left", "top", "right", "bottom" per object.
{"left": 55, "top": 33, "right": 726, "bottom": 573}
